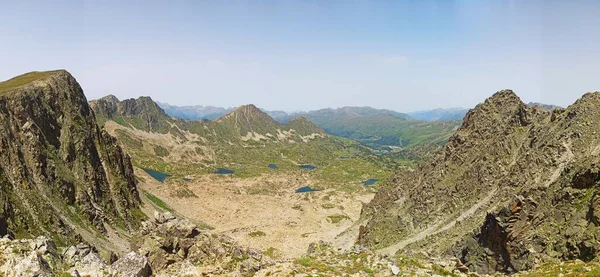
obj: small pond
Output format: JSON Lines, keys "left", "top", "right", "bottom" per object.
{"left": 299, "top": 164, "right": 316, "bottom": 170}
{"left": 143, "top": 168, "right": 169, "bottom": 183}
{"left": 268, "top": 164, "right": 279, "bottom": 169}
{"left": 215, "top": 168, "right": 235, "bottom": 175}
{"left": 295, "top": 186, "right": 320, "bottom": 193}
{"left": 362, "top": 179, "right": 379, "bottom": 186}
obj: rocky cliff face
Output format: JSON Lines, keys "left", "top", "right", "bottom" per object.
{"left": 359, "top": 90, "right": 600, "bottom": 273}
{"left": 90, "top": 95, "right": 172, "bottom": 132}
{"left": 0, "top": 70, "right": 142, "bottom": 246}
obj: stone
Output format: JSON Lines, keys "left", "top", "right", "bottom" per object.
{"left": 74, "top": 252, "right": 109, "bottom": 277}
{"left": 110, "top": 251, "right": 151, "bottom": 277}
{"left": 6, "top": 251, "right": 53, "bottom": 277}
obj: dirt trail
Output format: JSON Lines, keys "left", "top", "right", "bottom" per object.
{"left": 332, "top": 218, "right": 368, "bottom": 251}
{"left": 377, "top": 187, "right": 498, "bottom": 256}
{"left": 544, "top": 141, "right": 574, "bottom": 187}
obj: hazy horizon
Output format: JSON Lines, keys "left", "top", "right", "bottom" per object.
{"left": 1, "top": 1, "right": 599, "bottom": 111}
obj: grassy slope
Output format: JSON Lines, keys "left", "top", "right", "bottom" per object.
{"left": 0, "top": 71, "right": 61, "bottom": 95}
{"left": 102, "top": 113, "right": 397, "bottom": 191}
{"left": 303, "top": 113, "right": 461, "bottom": 162}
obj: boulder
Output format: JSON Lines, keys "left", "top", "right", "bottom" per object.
{"left": 110, "top": 251, "right": 151, "bottom": 277}
{"left": 153, "top": 211, "right": 176, "bottom": 224}
{"left": 73, "top": 252, "right": 109, "bottom": 277}
{"left": 5, "top": 251, "right": 53, "bottom": 277}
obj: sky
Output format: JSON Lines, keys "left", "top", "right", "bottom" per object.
{"left": 0, "top": 1, "right": 599, "bottom": 112}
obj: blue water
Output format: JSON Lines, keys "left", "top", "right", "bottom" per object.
{"left": 268, "top": 164, "right": 279, "bottom": 169}
{"left": 215, "top": 168, "right": 234, "bottom": 174}
{"left": 299, "top": 164, "right": 316, "bottom": 170}
{"left": 362, "top": 179, "right": 379, "bottom": 186}
{"left": 143, "top": 169, "right": 169, "bottom": 183}
{"left": 295, "top": 186, "right": 320, "bottom": 193}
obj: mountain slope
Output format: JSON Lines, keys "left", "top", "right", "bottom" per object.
{"left": 158, "top": 103, "right": 461, "bottom": 161}
{"left": 91, "top": 96, "right": 393, "bottom": 184}
{"left": 0, "top": 70, "right": 143, "bottom": 247}
{"left": 292, "top": 107, "right": 460, "bottom": 160}
{"left": 358, "top": 90, "right": 600, "bottom": 274}
{"left": 297, "top": 106, "right": 413, "bottom": 122}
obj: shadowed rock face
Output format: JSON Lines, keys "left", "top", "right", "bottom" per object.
{"left": 0, "top": 70, "right": 141, "bottom": 244}
{"left": 359, "top": 89, "right": 600, "bottom": 274}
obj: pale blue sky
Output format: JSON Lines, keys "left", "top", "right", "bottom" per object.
{"left": 0, "top": 1, "right": 598, "bottom": 111}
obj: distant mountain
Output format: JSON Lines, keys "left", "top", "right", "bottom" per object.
{"left": 304, "top": 113, "right": 460, "bottom": 159}
{"left": 293, "top": 106, "right": 412, "bottom": 123}
{"left": 527, "top": 102, "right": 562, "bottom": 110}
{"left": 264, "top": 109, "right": 291, "bottom": 122}
{"left": 90, "top": 96, "right": 392, "bottom": 183}
{"left": 408, "top": 108, "right": 469, "bottom": 121}
{"left": 157, "top": 102, "right": 233, "bottom": 120}
{"left": 157, "top": 103, "right": 460, "bottom": 160}
{"left": 158, "top": 103, "right": 413, "bottom": 123}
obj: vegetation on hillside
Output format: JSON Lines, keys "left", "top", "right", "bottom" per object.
{"left": 91, "top": 96, "right": 400, "bottom": 191}
{"left": 0, "top": 70, "right": 62, "bottom": 94}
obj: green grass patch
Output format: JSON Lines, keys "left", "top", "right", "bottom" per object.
{"left": 321, "top": 203, "right": 336, "bottom": 209}
{"left": 263, "top": 247, "right": 281, "bottom": 259}
{"left": 327, "top": 214, "right": 350, "bottom": 224}
{"left": 248, "top": 231, "right": 266, "bottom": 237}
{"left": 153, "top": 145, "right": 169, "bottom": 157}
{"left": 141, "top": 190, "right": 172, "bottom": 212}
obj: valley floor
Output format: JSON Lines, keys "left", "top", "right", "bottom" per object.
{"left": 136, "top": 168, "right": 375, "bottom": 259}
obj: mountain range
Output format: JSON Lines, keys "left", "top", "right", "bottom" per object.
{"left": 157, "top": 102, "right": 463, "bottom": 123}
{"left": 0, "top": 70, "right": 598, "bottom": 276}
{"left": 90, "top": 94, "right": 394, "bottom": 186}
{"left": 155, "top": 103, "right": 465, "bottom": 161}
{"left": 407, "top": 108, "right": 469, "bottom": 121}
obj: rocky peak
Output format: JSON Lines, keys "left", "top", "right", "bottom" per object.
{"left": 91, "top": 95, "right": 171, "bottom": 132}
{"left": 461, "top": 89, "right": 531, "bottom": 130}
{"left": 118, "top": 96, "right": 166, "bottom": 117}
{"left": 215, "top": 104, "right": 281, "bottom": 136}
{"left": 223, "top": 104, "right": 277, "bottom": 123}
{"left": 360, "top": 89, "right": 600, "bottom": 274}
{"left": 0, "top": 70, "right": 142, "bottom": 248}
{"left": 566, "top": 91, "right": 600, "bottom": 117}
{"left": 99, "top": 94, "right": 119, "bottom": 103}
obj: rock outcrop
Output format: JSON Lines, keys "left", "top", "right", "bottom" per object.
{"left": 90, "top": 95, "right": 172, "bottom": 132}
{"left": 0, "top": 212, "right": 270, "bottom": 276}
{"left": 133, "top": 212, "right": 267, "bottom": 276}
{"left": 359, "top": 90, "right": 600, "bottom": 273}
{"left": 0, "top": 70, "right": 142, "bottom": 246}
